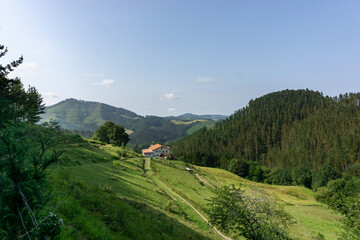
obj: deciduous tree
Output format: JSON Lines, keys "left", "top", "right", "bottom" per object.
{"left": 208, "top": 185, "right": 295, "bottom": 240}
{"left": 92, "top": 121, "right": 130, "bottom": 146}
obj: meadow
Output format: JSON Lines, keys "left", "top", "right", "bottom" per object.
{"left": 49, "top": 141, "right": 341, "bottom": 240}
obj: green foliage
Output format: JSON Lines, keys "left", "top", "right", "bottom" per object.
{"left": 173, "top": 89, "right": 360, "bottom": 179}
{"left": 248, "top": 162, "right": 266, "bottom": 182}
{"left": 228, "top": 158, "right": 249, "bottom": 177}
{"left": 315, "top": 177, "right": 360, "bottom": 239}
{"left": 36, "top": 212, "right": 63, "bottom": 239}
{"left": 186, "top": 120, "right": 217, "bottom": 135}
{"left": 0, "top": 44, "right": 63, "bottom": 238}
{"left": 42, "top": 99, "right": 207, "bottom": 145}
{"left": 291, "top": 166, "right": 312, "bottom": 188}
{"left": 92, "top": 121, "right": 130, "bottom": 146}
{"left": 0, "top": 50, "right": 44, "bottom": 128}
{"left": 265, "top": 168, "right": 293, "bottom": 185}
{"left": 174, "top": 89, "right": 326, "bottom": 166}
{"left": 47, "top": 140, "right": 341, "bottom": 239}
{"left": 128, "top": 115, "right": 191, "bottom": 145}
{"left": 312, "top": 164, "right": 341, "bottom": 190}
{"left": 345, "top": 163, "right": 360, "bottom": 178}
{"left": 338, "top": 196, "right": 360, "bottom": 239}
{"left": 41, "top": 98, "right": 139, "bottom": 131}
{"left": 208, "top": 185, "right": 295, "bottom": 240}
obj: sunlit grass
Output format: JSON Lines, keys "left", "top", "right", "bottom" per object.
{"left": 50, "top": 143, "right": 341, "bottom": 240}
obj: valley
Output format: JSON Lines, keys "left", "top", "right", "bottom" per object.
{"left": 49, "top": 141, "right": 341, "bottom": 240}
{"left": 42, "top": 98, "right": 227, "bottom": 145}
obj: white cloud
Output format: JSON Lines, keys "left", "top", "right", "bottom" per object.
{"left": 196, "top": 76, "right": 214, "bottom": 83}
{"left": 41, "top": 91, "right": 58, "bottom": 98}
{"left": 161, "top": 91, "right": 178, "bottom": 100}
{"left": 92, "top": 79, "right": 115, "bottom": 88}
{"left": 168, "top": 108, "right": 176, "bottom": 112}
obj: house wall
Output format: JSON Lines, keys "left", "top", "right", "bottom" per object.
{"left": 142, "top": 151, "right": 154, "bottom": 157}
{"left": 153, "top": 147, "right": 170, "bottom": 157}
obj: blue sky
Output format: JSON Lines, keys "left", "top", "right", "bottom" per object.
{"left": 1, "top": 0, "right": 359, "bottom": 116}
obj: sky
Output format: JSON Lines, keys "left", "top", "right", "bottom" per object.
{"left": 1, "top": 0, "right": 360, "bottom": 116}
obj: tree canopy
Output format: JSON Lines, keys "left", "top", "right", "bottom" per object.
{"left": 92, "top": 121, "right": 130, "bottom": 146}
{"left": 173, "top": 89, "right": 360, "bottom": 175}
{"left": 0, "top": 44, "right": 63, "bottom": 239}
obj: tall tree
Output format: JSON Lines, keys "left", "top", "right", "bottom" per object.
{"left": 0, "top": 44, "right": 63, "bottom": 239}
{"left": 173, "top": 89, "right": 360, "bottom": 175}
{"left": 92, "top": 121, "right": 130, "bottom": 146}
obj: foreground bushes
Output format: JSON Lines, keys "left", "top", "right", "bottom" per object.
{"left": 315, "top": 177, "right": 360, "bottom": 239}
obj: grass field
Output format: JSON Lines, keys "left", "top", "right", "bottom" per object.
{"left": 49, "top": 142, "right": 342, "bottom": 240}
{"left": 171, "top": 119, "right": 208, "bottom": 125}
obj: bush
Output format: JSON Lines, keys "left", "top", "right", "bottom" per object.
{"left": 315, "top": 177, "right": 360, "bottom": 239}
{"left": 314, "top": 187, "right": 331, "bottom": 203}
{"left": 345, "top": 163, "right": 360, "bottom": 178}
{"left": 67, "top": 133, "right": 87, "bottom": 144}
{"left": 248, "top": 162, "right": 265, "bottom": 182}
{"left": 228, "top": 158, "right": 250, "bottom": 177}
{"left": 265, "top": 168, "right": 292, "bottom": 185}
{"left": 208, "top": 185, "right": 295, "bottom": 240}
{"left": 312, "top": 164, "right": 341, "bottom": 190}
{"left": 291, "top": 166, "right": 312, "bottom": 188}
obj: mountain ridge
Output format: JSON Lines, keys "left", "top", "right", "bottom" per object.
{"left": 42, "top": 98, "right": 225, "bottom": 145}
{"left": 172, "top": 89, "right": 360, "bottom": 173}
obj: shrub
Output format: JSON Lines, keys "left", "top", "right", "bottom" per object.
{"left": 312, "top": 164, "right": 342, "bottom": 190}
{"left": 291, "top": 166, "right": 312, "bottom": 188}
{"left": 248, "top": 162, "right": 265, "bottom": 182}
{"left": 208, "top": 185, "right": 295, "bottom": 240}
{"left": 265, "top": 168, "right": 292, "bottom": 185}
{"left": 345, "top": 163, "right": 360, "bottom": 178}
{"left": 228, "top": 158, "right": 249, "bottom": 177}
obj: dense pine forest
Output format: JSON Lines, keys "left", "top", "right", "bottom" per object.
{"left": 172, "top": 89, "right": 360, "bottom": 175}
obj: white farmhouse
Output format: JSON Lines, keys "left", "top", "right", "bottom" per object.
{"left": 142, "top": 144, "right": 171, "bottom": 158}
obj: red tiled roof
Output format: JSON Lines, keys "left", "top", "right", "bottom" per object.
{"left": 142, "top": 149, "right": 153, "bottom": 154}
{"left": 149, "top": 144, "right": 164, "bottom": 151}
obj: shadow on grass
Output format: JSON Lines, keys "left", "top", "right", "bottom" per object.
{"left": 52, "top": 171, "right": 213, "bottom": 240}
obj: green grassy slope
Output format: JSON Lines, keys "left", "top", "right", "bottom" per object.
{"left": 187, "top": 166, "right": 342, "bottom": 240}
{"left": 42, "top": 98, "right": 139, "bottom": 131}
{"left": 50, "top": 143, "right": 341, "bottom": 240}
{"left": 50, "top": 143, "right": 219, "bottom": 239}
{"left": 43, "top": 99, "right": 213, "bottom": 145}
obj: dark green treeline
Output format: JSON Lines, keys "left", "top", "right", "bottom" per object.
{"left": 172, "top": 89, "right": 360, "bottom": 173}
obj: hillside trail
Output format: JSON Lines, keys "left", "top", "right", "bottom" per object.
{"left": 194, "top": 172, "right": 215, "bottom": 190}
{"left": 144, "top": 158, "right": 233, "bottom": 240}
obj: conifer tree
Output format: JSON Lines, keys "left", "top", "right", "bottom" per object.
{"left": 0, "top": 44, "right": 63, "bottom": 239}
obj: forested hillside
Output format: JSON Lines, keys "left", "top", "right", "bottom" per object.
{"left": 173, "top": 89, "right": 360, "bottom": 173}
{"left": 42, "top": 99, "right": 220, "bottom": 145}
{"left": 42, "top": 98, "right": 141, "bottom": 131}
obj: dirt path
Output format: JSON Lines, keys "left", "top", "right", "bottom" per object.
{"left": 145, "top": 158, "right": 232, "bottom": 240}
{"left": 194, "top": 172, "right": 216, "bottom": 190}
